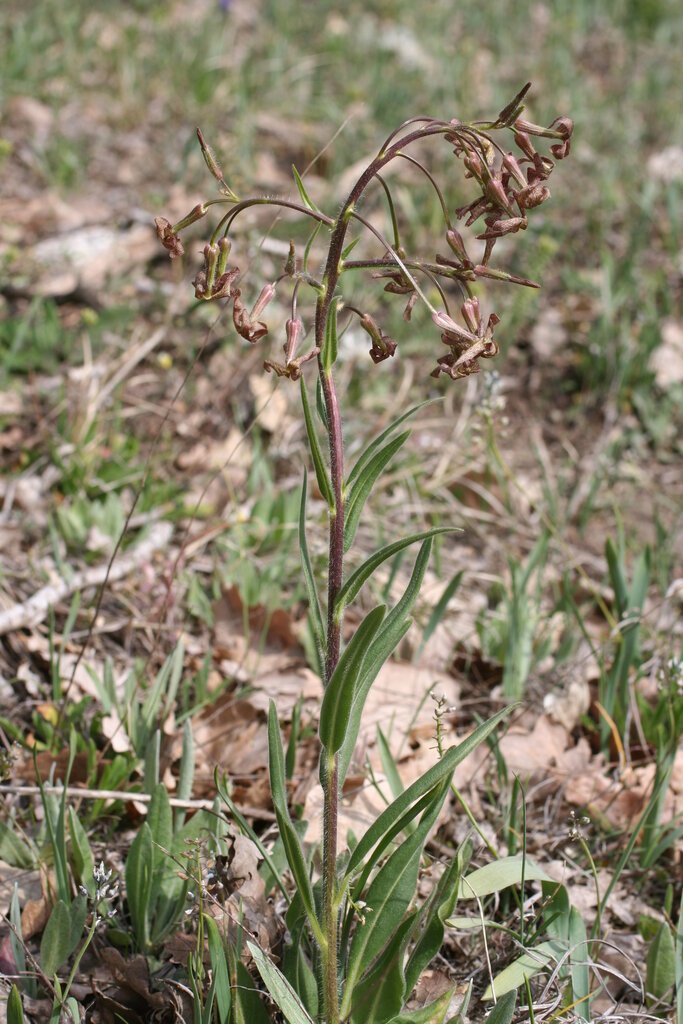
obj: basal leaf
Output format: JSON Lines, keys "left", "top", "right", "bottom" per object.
{"left": 268, "top": 703, "right": 323, "bottom": 947}
{"left": 40, "top": 900, "right": 71, "bottom": 977}
{"left": 390, "top": 986, "right": 454, "bottom": 1023}
{"left": 7, "top": 984, "right": 24, "bottom": 1024}
{"left": 483, "top": 940, "right": 566, "bottom": 1000}
{"left": 125, "top": 821, "right": 154, "bottom": 950}
{"left": 458, "top": 855, "right": 551, "bottom": 898}
{"left": 646, "top": 920, "right": 675, "bottom": 1006}
{"left": 343, "top": 780, "right": 450, "bottom": 1012}
{"left": 483, "top": 990, "right": 516, "bottom": 1024}
{"left": 206, "top": 916, "right": 231, "bottom": 1024}
{"left": 349, "top": 913, "right": 416, "bottom": 1024}
{"left": 248, "top": 941, "right": 315, "bottom": 1024}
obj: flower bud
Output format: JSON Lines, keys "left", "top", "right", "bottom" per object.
{"left": 461, "top": 296, "right": 480, "bottom": 334}
{"left": 197, "top": 127, "right": 225, "bottom": 182}
{"left": 502, "top": 152, "right": 526, "bottom": 187}
{"left": 446, "top": 227, "right": 469, "bottom": 262}
{"left": 284, "top": 317, "right": 303, "bottom": 364}
{"left": 251, "top": 282, "right": 276, "bottom": 320}
{"left": 172, "top": 203, "right": 208, "bottom": 232}
{"left": 203, "top": 243, "right": 219, "bottom": 292}
{"left": 217, "top": 237, "right": 232, "bottom": 275}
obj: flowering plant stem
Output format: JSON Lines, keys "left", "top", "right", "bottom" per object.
{"left": 158, "top": 85, "right": 572, "bottom": 1024}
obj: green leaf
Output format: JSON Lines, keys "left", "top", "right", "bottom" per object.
{"left": 343, "top": 430, "right": 410, "bottom": 553}
{"left": 68, "top": 807, "right": 93, "bottom": 894}
{"left": 231, "top": 955, "right": 271, "bottom": 1024}
{"left": 646, "top": 921, "right": 676, "bottom": 1005}
{"left": 342, "top": 781, "right": 450, "bottom": 1014}
{"left": 299, "top": 469, "right": 326, "bottom": 653}
{"left": 568, "top": 906, "right": 591, "bottom": 1020}
{"left": 458, "top": 855, "right": 551, "bottom": 898}
{"left": 349, "top": 913, "right": 416, "bottom": 1024}
{"left": 341, "top": 235, "right": 361, "bottom": 259}
{"left": 248, "top": 941, "right": 315, "bottom": 1024}
{"left": 404, "top": 841, "right": 471, "bottom": 994}
{"left": 483, "top": 940, "right": 566, "bottom": 1000}
{"left": 676, "top": 889, "right": 683, "bottom": 1024}
{"left": 206, "top": 916, "right": 231, "bottom": 1024}
{"left": 319, "top": 605, "right": 386, "bottom": 754}
{"left": 483, "top": 990, "right": 517, "bottom": 1024}
{"left": 146, "top": 783, "right": 173, "bottom": 906}
{"left": 345, "top": 705, "right": 512, "bottom": 883}
{"left": 282, "top": 925, "right": 318, "bottom": 1019}
{"left": 377, "top": 726, "right": 407, "bottom": 803}
{"left": 339, "top": 540, "right": 433, "bottom": 785}
{"left": 40, "top": 900, "right": 71, "bottom": 976}
{"left": 125, "top": 821, "right": 154, "bottom": 950}
{"left": 67, "top": 894, "right": 87, "bottom": 958}
{"left": 336, "top": 527, "right": 455, "bottom": 616}
{"left": 300, "top": 378, "right": 334, "bottom": 510}
{"left": 268, "top": 703, "right": 323, "bottom": 947}
{"left": 321, "top": 298, "right": 341, "bottom": 372}
{"left": 291, "top": 164, "right": 321, "bottom": 214}
{"left": 0, "top": 819, "right": 34, "bottom": 868}
{"left": 7, "top": 985, "right": 25, "bottom": 1024}
{"left": 346, "top": 399, "right": 440, "bottom": 491}
{"left": 315, "top": 374, "right": 328, "bottom": 430}
{"left": 415, "top": 570, "right": 464, "bottom": 661}
{"left": 390, "top": 986, "right": 454, "bottom": 1023}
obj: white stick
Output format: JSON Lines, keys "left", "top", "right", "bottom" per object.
{"left": 0, "top": 521, "right": 173, "bottom": 635}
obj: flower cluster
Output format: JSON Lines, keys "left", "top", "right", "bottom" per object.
{"left": 79, "top": 861, "right": 119, "bottom": 924}
{"left": 155, "top": 85, "right": 572, "bottom": 384}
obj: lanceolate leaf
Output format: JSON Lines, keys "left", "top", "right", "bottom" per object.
{"left": 125, "top": 821, "right": 153, "bottom": 950}
{"left": 319, "top": 605, "right": 386, "bottom": 754}
{"left": 300, "top": 380, "right": 334, "bottom": 510}
{"left": 483, "top": 941, "right": 566, "bottom": 1000}
{"left": 390, "top": 986, "right": 454, "bottom": 1023}
{"left": 344, "top": 705, "right": 513, "bottom": 883}
{"left": 404, "top": 841, "right": 471, "bottom": 994}
{"left": 646, "top": 921, "right": 676, "bottom": 1006}
{"left": 349, "top": 913, "right": 416, "bottom": 1024}
{"left": 7, "top": 985, "right": 25, "bottom": 1024}
{"left": 267, "top": 703, "right": 323, "bottom": 947}
{"left": 483, "top": 991, "right": 517, "bottom": 1024}
{"left": 335, "top": 527, "right": 456, "bottom": 617}
{"left": 458, "top": 855, "right": 551, "bottom": 898}
{"left": 248, "top": 941, "right": 315, "bottom": 1024}
{"left": 343, "top": 431, "right": 410, "bottom": 552}
{"left": 292, "top": 164, "right": 322, "bottom": 214}
{"left": 339, "top": 540, "right": 433, "bottom": 786}
{"left": 39, "top": 900, "right": 71, "bottom": 977}
{"left": 346, "top": 398, "right": 440, "bottom": 490}
{"left": 321, "top": 298, "right": 341, "bottom": 372}
{"left": 298, "top": 470, "right": 326, "bottom": 654}
{"left": 342, "top": 780, "right": 450, "bottom": 1015}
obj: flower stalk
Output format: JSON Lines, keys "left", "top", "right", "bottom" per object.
{"left": 156, "top": 87, "right": 572, "bottom": 1024}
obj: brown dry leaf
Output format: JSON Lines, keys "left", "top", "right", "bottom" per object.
{"left": 497, "top": 715, "right": 570, "bottom": 775}
{"left": 95, "top": 948, "right": 168, "bottom": 1021}
{"left": 13, "top": 748, "right": 92, "bottom": 785}
{"left": 651, "top": 318, "right": 683, "bottom": 387}
{"left": 0, "top": 862, "right": 43, "bottom": 908}
{"left": 176, "top": 427, "right": 251, "bottom": 482}
{"left": 248, "top": 373, "right": 290, "bottom": 434}
{"left": 188, "top": 694, "right": 270, "bottom": 806}
{"left": 565, "top": 747, "right": 683, "bottom": 835}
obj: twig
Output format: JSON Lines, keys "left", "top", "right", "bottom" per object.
{"left": 0, "top": 783, "right": 276, "bottom": 820}
{"left": 0, "top": 521, "right": 173, "bottom": 635}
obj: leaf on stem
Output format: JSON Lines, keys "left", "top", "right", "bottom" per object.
{"left": 248, "top": 940, "right": 315, "bottom": 1024}
{"left": 319, "top": 605, "right": 386, "bottom": 754}
{"left": 335, "top": 527, "right": 456, "bottom": 616}
{"left": 300, "top": 379, "right": 334, "bottom": 510}
{"left": 343, "top": 430, "right": 410, "bottom": 553}
{"left": 299, "top": 469, "right": 326, "bottom": 655}
{"left": 346, "top": 399, "right": 440, "bottom": 491}
{"left": 292, "top": 165, "right": 322, "bottom": 215}
{"left": 267, "top": 702, "right": 323, "bottom": 948}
